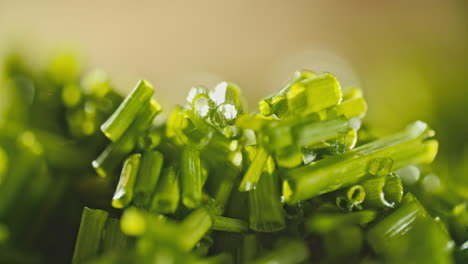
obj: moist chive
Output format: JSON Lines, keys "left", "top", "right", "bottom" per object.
{"left": 180, "top": 208, "right": 214, "bottom": 251}
{"left": 212, "top": 216, "right": 248, "bottom": 233}
{"left": 133, "top": 150, "right": 164, "bottom": 207}
{"left": 306, "top": 210, "right": 377, "bottom": 233}
{"left": 361, "top": 173, "right": 404, "bottom": 208}
{"left": 150, "top": 166, "right": 180, "bottom": 214}
{"left": 239, "top": 146, "right": 269, "bottom": 192}
{"left": 283, "top": 121, "right": 438, "bottom": 204}
{"left": 101, "top": 80, "right": 157, "bottom": 142}
{"left": 72, "top": 208, "right": 109, "bottom": 264}
{"left": 112, "top": 153, "right": 142, "bottom": 209}
{"left": 181, "top": 148, "right": 203, "bottom": 208}
{"left": 92, "top": 100, "right": 160, "bottom": 178}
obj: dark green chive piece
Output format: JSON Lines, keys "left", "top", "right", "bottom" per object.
{"left": 150, "top": 166, "right": 180, "bottom": 214}
{"left": 212, "top": 216, "right": 248, "bottom": 233}
{"left": 133, "top": 150, "right": 164, "bottom": 207}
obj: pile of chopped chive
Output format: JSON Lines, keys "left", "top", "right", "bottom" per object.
{"left": 0, "top": 52, "right": 466, "bottom": 264}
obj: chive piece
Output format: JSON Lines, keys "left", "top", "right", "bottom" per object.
{"left": 336, "top": 87, "right": 368, "bottom": 119}
{"left": 361, "top": 173, "right": 404, "bottom": 208}
{"left": 239, "top": 146, "right": 269, "bottom": 192}
{"left": 368, "top": 157, "right": 394, "bottom": 176}
{"left": 93, "top": 100, "right": 160, "bottom": 177}
{"left": 187, "top": 87, "right": 215, "bottom": 119}
{"left": 180, "top": 208, "right": 214, "bottom": 251}
{"left": 241, "top": 234, "right": 258, "bottom": 263}
{"left": 212, "top": 216, "right": 248, "bottom": 233}
{"left": 294, "top": 117, "right": 350, "bottom": 147}
{"left": 0, "top": 222, "right": 9, "bottom": 243}
{"left": 133, "top": 150, "right": 164, "bottom": 207}
{"left": 101, "top": 80, "right": 157, "bottom": 142}
{"left": 248, "top": 157, "right": 285, "bottom": 232}
{"left": 112, "top": 153, "right": 142, "bottom": 209}
{"left": 334, "top": 185, "right": 366, "bottom": 211}
{"left": 101, "top": 218, "right": 129, "bottom": 252}
{"left": 72, "top": 207, "right": 109, "bottom": 264}
{"left": 120, "top": 207, "right": 149, "bottom": 236}
{"left": 287, "top": 73, "right": 342, "bottom": 115}
{"left": 181, "top": 148, "right": 203, "bottom": 208}
{"left": 249, "top": 240, "right": 309, "bottom": 264}
{"left": 197, "top": 253, "right": 233, "bottom": 264}
{"left": 283, "top": 121, "right": 438, "bottom": 204}
{"left": 275, "top": 145, "right": 303, "bottom": 168}
{"left": 306, "top": 210, "right": 377, "bottom": 233}
{"left": 367, "top": 193, "right": 428, "bottom": 253}
{"left": 207, "top": 164, "right": 239, "bottom": 209}
{"left": 150, "top": 166, "right": 180, "bottom": 214}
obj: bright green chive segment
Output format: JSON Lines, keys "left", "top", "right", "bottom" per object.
{"left": 92, "top": 100, "right": 160, "bottom": 178}
{"left": 133, "top": 150, "right": 164, "bottom": 207}
{"left": 180, "top": 208, "right": 214, "bottom": 251}
{"left": 248, "top": 157, "right": 285, "bottom": 232}
{"left": 72, "top": 208, "right": 109, "bottom": 264}
{"left": 283, "top": 121, "right": 438, "bottom": 204}
{"left": 101, "top": 80, "right": 156, "bottom": 142}
{"left": 307, "top": 210, "right": 377, "bottom": 234}
{"left": 181, "top": 148, "right": 203, "bottom": 208}
{"left": 249, "top": 240, "right": 309, "bottom": 264}
{"left": 334, "top": 185, "right": 366, "bottom": 211}
{"left": 239, "top": 146, "right": 268, "bottom": 191}
{"left": 287, "top": 72, "right": 342, "bottom": 116}
{"left": 212, "top": 216, "right": 248, "bottom": 233}
{"left": 361, "top": 173, "right": 404, "bottom": 208}
{"left": 368, "top": 157, "right": 394, "bottom": 176}
{"left": 120, "top": 207, "right": 148, "bottom": 236}
{"left": 112, "top": 153, "right": 142, "bottom": 209}
{"left": 150, "top": 166, "right": 180, "bottom": 214}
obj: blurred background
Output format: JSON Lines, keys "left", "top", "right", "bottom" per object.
{"left": 0, "top": 0, "right": 467, "bottom": 262}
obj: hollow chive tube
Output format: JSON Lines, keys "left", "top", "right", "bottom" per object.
{"left": 283, "top": 121, "right": 438, "bottom": 204}
{"left": 72, "top": 207, "right": 109, "bottom": 264}
{"left": 210, "top": 82, "right": 243, "bottom": 128}
{"left": 112, "top": 153, "right": 142, "bottom": 209}
{"left": 181, "top": 148, "right": 203, "bottom": 208}
{"left": 239, "top": 146, "right": 268, "bottom": 192}
{"left": 187, "top": 87, "right": 215, "bottom": 119}
{"left": 133, "top": 150, "right": 164, "bottom": 207}
{"left": 248, "top": 156, "right": 285, "bottom": 232}
{"left": 248, "top": 240, "right": 309, "bottom": 264}
{"left": 93, "top": 100, "right": 160, "bottom": 178}
{"left": 286, "top": 72, "right": 342, "bottom": 116}
{"left": 179, "top": 208, "right": 214, "bottom": 251}
{"left": 258, "top": 70, "right": 316, "bottom": 117}
{"left": 361, "top": 173, "right": 404, "bottom": 208}
{"left": 212, "top": 216, "right": 248, "bottom": 233}
{"left": 150, "top": 166, "right": 180, "bottom": 214}
{"left": 101, "top": 80, "right": 157, "bottom": 142}
{"left": 333, "top": 185, "right": 366, "bottom": 211}
{"left": 306, "top": 210, "right": 377, "bottom": 233}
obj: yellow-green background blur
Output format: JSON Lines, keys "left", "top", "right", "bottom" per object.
{"left": 1, "top": 0, "right": 467, "bottom": 181}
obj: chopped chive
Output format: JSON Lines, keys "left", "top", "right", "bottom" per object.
{"left": 212, "top": 216, "right": 248, "bottom": 233}
{"left": 101, "top": 218, "right": 129, "bottom": 252}
{"left": 93, "top": 100, "right": 160, "bottom": 178}
{"left": 283, "top": 121, "right": 438, "bottom": 204}
{"left": 361, "top": 173, "right": 404, "bottom": 208}
{"left": 333, "top": 185, "right": 366, "bottom": 211}
{"left": 275, "top": 145, "right": 303, "bottom": 168}
{"left": 112, "top": 153, "right": 141, "bottom": 209}
{"left": 248, "top": 159, "right": 285, "bottom": 232}
{"left": 239, "top": 146, "right": 269, "bottom": 192}
{"left": 101, "top": 80, "right": 157, "bottom": 142}
{"left": 207, "top": 164, "right": 239, "bottom": 209}
{"left": 133, "top": 150, "right": 164, "bottom": 207}
{"left": 240, "top": 234, "right": 258, "bottom": 263}
{"left": 180, "top": 208, "right": 214, "bottom": 251}
{"left": 197, "top": 253, "right": 233, "bottom": 264}
{"left": 72, "top": 207, "right": 109, "bottom": 264}
{"left": 0, "top": 222, "right": 9, "bottom": 243}
{"left": 306, "top": 210, "right": 377, "bottom": 233}
{"left": 287, "top": 73, "right": 342, "bottom": 116}
{"left": 150, "top": 166, "right": 180, "bottom": 214}
{"left": 294, "top": 117, "right": 350, "bottom": 147}
{"left": 336, "top": 87, "right": 368, "bottom": 119}
{"left": 249, "top": 240, "right": 309, "bottom": 264}
{"left": 367, "top": 157, "right": 394, "bottom": 176}
{"left": 181, "top": 148, "right": 203, "bottom": 208}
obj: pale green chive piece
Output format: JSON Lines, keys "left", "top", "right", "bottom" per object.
{"left": 287, "top": 73, "right": 342, "bottom": 116}
{"left": 283, "top": 121, "right": 438, "bottom": 204}
{"left": 239, "top": 146, "right": 269, "bottom": 192}
{"left": 72, "top": 207, "right": 109, "bottom": 264}
{"left": 133, "top": 150, "right": 164, "bottom": 207}
{"left": 150, "top": 166, "right": 180, "bottom": 214}
{"left": 112, "top": 153, "right": 141, "bottom": 209}
{"left": 93, "top": 100, "right": 160, "bottom": 177}
{"left": 180, "top": 208, "right": 214, "bottom": 251}
{"left": 361, "top": 173, "right": 404, "bottom": 208}
{"left": 181, "top": 148, "right": 203, "bottom": 208}
{"left": 212, "top": 216, "right": 248, "bottom": 233}
{"left": 101, "top": 80, "right": 156, "bottom": 142}
{"left": 249, "top": 240, "right": 309, "bottom": 264}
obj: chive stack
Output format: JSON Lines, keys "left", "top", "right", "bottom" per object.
{"left": 70, "top": 70, "right": 467, "bottom": 264}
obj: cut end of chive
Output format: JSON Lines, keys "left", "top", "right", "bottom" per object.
{"left": 92, "top": 160, "right": 107, "bottom": 178}
{"left": 282, "top": 180, "right": 294, "bottom": 204}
